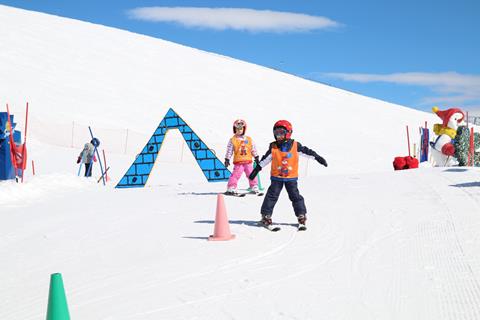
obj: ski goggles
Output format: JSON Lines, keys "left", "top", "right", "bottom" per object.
{"left": 234, "top": 122, "right": 245, "bottom": 129}
{"left": 274, "top": 127, "right": 288, "bottom": 137}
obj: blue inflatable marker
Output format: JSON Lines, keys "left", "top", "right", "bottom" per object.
{"left": 0, "top": 112, "right": 22, "bottom": 181}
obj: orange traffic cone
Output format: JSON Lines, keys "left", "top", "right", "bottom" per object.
{"left": 208, "top": 194, "right": 235, "bottom": 241}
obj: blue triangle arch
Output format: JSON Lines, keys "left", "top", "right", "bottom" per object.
{"left": 116, "top": 108, "right": 231, "bottom": 188}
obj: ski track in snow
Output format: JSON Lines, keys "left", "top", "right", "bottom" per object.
{"left": 72, "top": 229, "right": 300, "bottom": 311}
{"left": 119, "top": 223, "right": 346, "bottom": 319}
{"left": 334, "top": 169, "right": 480, "bottom": 320}
{"left": 418, "top": 171, "right": 480, "bottom": 320}
{"left": 424, "top": 172, "right": 480, "bottom": 319}
{"left": 3, "top": 168, "right": 480, "bottom": 319}
{"left": 75, "top": 218, "right": 345, "bottom": 319}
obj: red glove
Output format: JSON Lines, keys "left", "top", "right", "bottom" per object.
{"left": 93, "top": 155, "right": 97, "bottom": 162}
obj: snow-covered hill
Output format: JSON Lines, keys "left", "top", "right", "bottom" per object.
{"left": 0, "top": 4, "right": 438, "bottom": 176}
{"left": 1, "top": 5, "right": 479, "bottom": 320}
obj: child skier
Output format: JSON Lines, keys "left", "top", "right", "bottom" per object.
{"left": 224, "top": 119, "right": 260, "bottom": 195}
{"left": 77, "top": 141, "right": 97, "bottom": 177}
{"left": 249, "top": 120, "right": 328, "bottom": 230}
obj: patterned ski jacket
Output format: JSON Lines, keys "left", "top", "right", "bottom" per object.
{"left": 258, "top": 139, "right": 323, "bottom": 181}
{"left": 225, "top": 135, "right": 259, "bottom": 165}
{"left": 78, "top": 143, "right": 96, "bottom": 164}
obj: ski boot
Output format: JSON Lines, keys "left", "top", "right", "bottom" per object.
{"left": 225, "top": 187, "right": 237, "bottom": 195}
{"left": 260, "top": 214, "right": 272, "bottom": 227}
{"left": 224, "top": 188, "right": 245, "bottom": 197}
{"left": 297, "top": 215, "right": 307, "bottom": 231}
{"left": 260, "top": 215, "right": 280, "bottom": 232}
{"left": 249, "top": 186, "right": 264, "bottom": 196}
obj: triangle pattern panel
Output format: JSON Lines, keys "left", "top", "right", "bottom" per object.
{"left": 116, "top": 108, "right": 231, "bottom": 188}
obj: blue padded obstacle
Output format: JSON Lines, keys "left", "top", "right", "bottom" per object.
{"left": 0, "top": 112, "right": 22, "bottom": 180}
{"left": 116, "top": 108, "right": 231, "bottom": 188}
{"left": 419, "top": 127, "right": 429, "bottom": 163}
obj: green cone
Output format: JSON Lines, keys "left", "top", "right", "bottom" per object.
{"left": 46, "top": 273, "right": 70, "bottom": 320}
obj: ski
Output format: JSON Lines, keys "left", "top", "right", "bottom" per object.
{"left": 245, "top": 187, "right": 264, "bottom": 196}
{"left": 297, "top": 224, "right": 307, "bottom": 231}
{"left": 224, "top": 192, "right": 246, "bottom": 197}
{"left": 261, "top": 223, "right": 281, "bottom": 232}
{"left": 224, "top": 191, "right": 263, "bottom": 197}
{"left": 257, "top": 220, "right": 281, "bottom": 231}
{"left": 238, "top": 189, "right": 265, "bottom": 196}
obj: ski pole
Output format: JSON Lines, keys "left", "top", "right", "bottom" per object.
{"left": 88, "top": 126, "right": 106, "bottom": 185}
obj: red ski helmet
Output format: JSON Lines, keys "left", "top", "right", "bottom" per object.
{"left": 273, "top": 120, "right": 293, "bottom": 139}
{"left": 233, "top": 119, "right": 247, "bottom": 134}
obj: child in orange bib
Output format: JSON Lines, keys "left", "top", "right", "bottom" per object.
{"left": 249, "top": 120, "right": 327, "bottom": 228}
{"left": 224, "top": 119, "right": 260, "bottom": 195}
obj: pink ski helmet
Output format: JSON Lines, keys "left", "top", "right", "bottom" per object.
{"left": 233, "top": 119, "right": 247, "bottom": 134}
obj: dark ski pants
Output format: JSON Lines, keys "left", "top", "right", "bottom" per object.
{"left": 84, "top": 163, "right": 93, "bottom": 177}
{"left": 261, "top": 179, "right": 307, "bottom": 217}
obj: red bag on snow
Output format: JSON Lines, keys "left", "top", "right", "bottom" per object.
{"left": 393, "top": 157, "right": 407, "bottom": 170}
{"left": 393, "top": 156, "right": 418, "bottom": 170}
{"left": 405, "top": 156, "right": 419, "bottom": 169}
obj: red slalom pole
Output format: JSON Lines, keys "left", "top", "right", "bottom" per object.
{"left": 469, "top": 127, "right": 474, "bottom": 166}
{"left": 32, "top": 160, "right": 35, "bottom": 175}
{"left": 102, "top": 149, "right": 109, "bottom": 182}
{"left": 21, "top": 102, "right": 29, "bottom": 183}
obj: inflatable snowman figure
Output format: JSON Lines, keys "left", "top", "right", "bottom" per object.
{"left": 430, "top": 106, "right": 465, "bottom": 166}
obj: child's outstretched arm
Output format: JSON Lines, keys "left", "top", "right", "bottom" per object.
{"left": 297, "top": 142, "right": 328, "bottom": 167}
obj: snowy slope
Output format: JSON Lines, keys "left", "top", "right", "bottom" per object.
{"left": 1, "top": 5, "right": 480, "bottom": 320}
{"left": 2, "top": 168, "right": 480, "bottom": 319}
{"left": 0, "top": 4, "right": 438, "bottom": 177}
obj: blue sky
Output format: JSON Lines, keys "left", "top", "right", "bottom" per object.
{"left": 2, "top": 0, "right": 479, "bottom": 113}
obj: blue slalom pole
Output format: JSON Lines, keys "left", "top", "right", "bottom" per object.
{"left": 88, "top": 126, "right": 106, "bottom": 185}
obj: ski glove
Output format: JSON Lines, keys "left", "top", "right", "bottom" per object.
{"left": 316, "top": 156, "right": 328, "bottom": 167}
{"left": 224, "top": 158, "right": 230, "bottom": 167}
{"left": 76, "top": 157, "right": 81, "bottom": 164}
{"left": 249, "top": 165, "right": 262, "bottom": 180}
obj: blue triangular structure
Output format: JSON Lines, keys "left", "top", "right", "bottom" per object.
{"left": 116, "top": 108, "right": 231, "bottom": 188}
